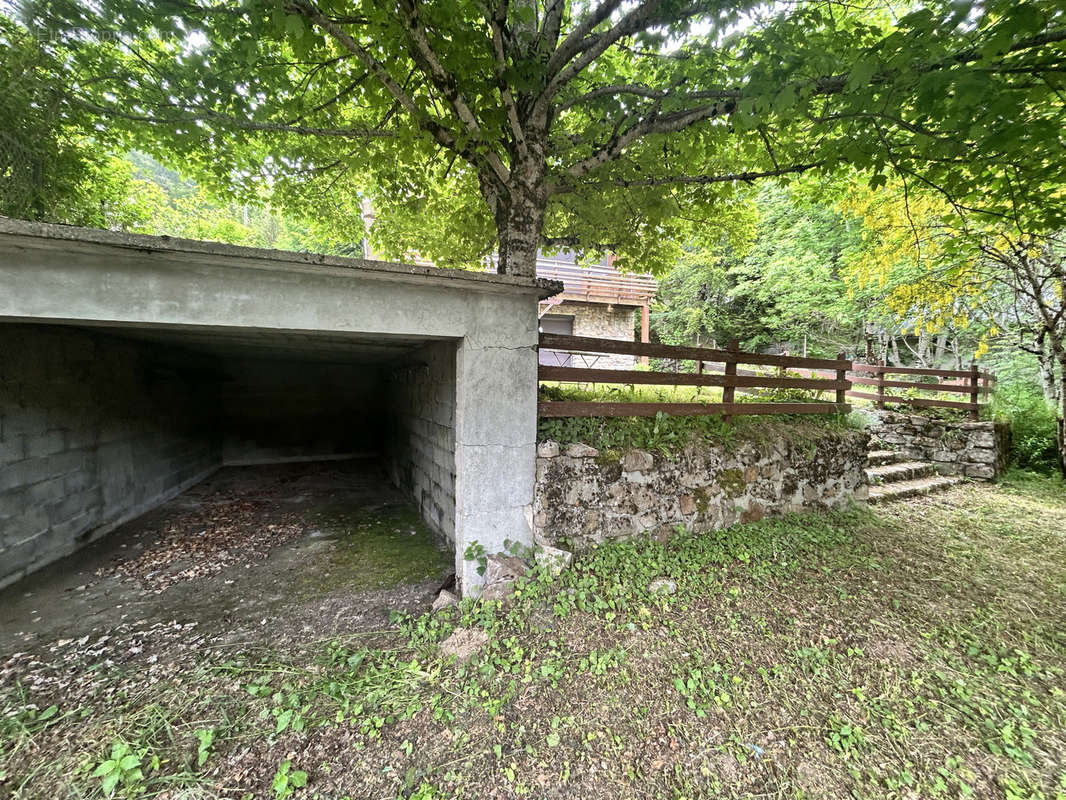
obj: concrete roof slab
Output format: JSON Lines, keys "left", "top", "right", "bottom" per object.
{"left": 0, "top": 217, "right": 563, "bottom": 300}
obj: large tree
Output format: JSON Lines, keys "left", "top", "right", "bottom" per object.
{"left": 19, "top": 0, "right": 1066, "bottom": 276}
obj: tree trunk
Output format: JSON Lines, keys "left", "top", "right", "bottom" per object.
{"left": 1054, "top": 350, "right": 1066, "bottom": 478}
{"left": 916, "top": 328, "right": 930, "bottom": 367}
{"left": 1057, "top": 365, "right": 1066, "bottom": 478}
{"left": 491, "top": 155, "right": 548, "bottom": 278}
{"left": 933, "top": 331, "right": 948, "bottom": 366}
{"left": 1048, "top": 334, "right": 1066, "bottom": 478}
{"left": 1036, "top": 334, "right": 1060, "bottom": 406}
{"left": 496, "top": 197, "right": 544, "bottom": 277}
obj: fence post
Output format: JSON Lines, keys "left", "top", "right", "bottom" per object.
{"left": 836, "top": 351, "right": 847, "bottom": 409}
{"left": 723, "top": 339, "right": 738, "bottom": 423}
{"left": 969, "top": 362, "right": 980, "bottom": 421}
{"left": 876, "top": 361, "right": 886, "bottom": 410}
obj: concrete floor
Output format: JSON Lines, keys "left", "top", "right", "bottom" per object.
{"left": 0, "top": 460, "right": 452, "bottom": 659}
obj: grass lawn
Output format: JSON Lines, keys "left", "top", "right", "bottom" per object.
{"left": 3, "top": 472, "right": 1065, "bottom": 799}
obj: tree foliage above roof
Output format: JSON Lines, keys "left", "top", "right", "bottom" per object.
{"left": 13, "top": 0, "right": 1066, "bottom": 275}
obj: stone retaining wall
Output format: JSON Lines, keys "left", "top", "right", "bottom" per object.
{"left": 864, "top": 410, "right": 1010, "bottom": 480}
{"left": 533, "top": 429, "right": 869, "bottom": 553}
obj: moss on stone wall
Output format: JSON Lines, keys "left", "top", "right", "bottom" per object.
{"left": 716, "top": 468, "right": 746, "bottom": 498}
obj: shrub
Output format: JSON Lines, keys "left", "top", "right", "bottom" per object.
{"left": 991, "top": 379, "right": 1059, "bottom": 473}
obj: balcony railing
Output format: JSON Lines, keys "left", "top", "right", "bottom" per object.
{"left": 535, "top": 260, "right": 657, "bottom": 306}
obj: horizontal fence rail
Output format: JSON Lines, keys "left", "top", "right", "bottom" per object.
{"left": 846, "top": 362, "right": 994, "bottom": 420}
{"left": 537, "top": 335, "right": 997, "bottom": 421}
{"left": 788, "top": 363, "right": 995, "bottom": 419}
{"left": 537, "top": 334, "right": 851, "bottom": 419}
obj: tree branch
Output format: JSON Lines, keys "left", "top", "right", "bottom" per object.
{"left": 562, "top": 100, "right": 738, "bottom": 180}
{"left": 72, "top": 97, "right": 396, "bottom": 139}
{"left": 287, "top": 0, "right": 493, "bottom": 176}
{"left": 396, "top": 0, "right": 511, "bottom": 184}
{"left": 553, "top": 162, "right": 824, "bottom": 193}
{"left": 485, "top": 0, "right": 527, "bottom": 159}
{"left": 555, "top": 84, "right": 740, "bottom": 114}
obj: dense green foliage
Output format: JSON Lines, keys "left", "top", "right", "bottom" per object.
{"left": 15, "top": 0, "right": 1066, "bottom": 276}
{"left": 652, "top": 180, "right": 996, "bottom": 362}
{"left": 0, "top": 17, "right": 146, "bottom": 226}
{"left": 654, "top": 183, "right": 865, "bottom": 356}
{"left": 988, "top": 350, "right": 1062, "bottom": 472}
{"left": 120, "top": 152, "right": 354, "bottom": 252}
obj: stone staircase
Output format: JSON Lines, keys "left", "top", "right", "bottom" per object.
{"left": 866, "top": 450, "right": 963, "bottom": 503}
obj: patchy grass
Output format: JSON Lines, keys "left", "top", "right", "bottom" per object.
{"left": 3, "top": 472, "right": 1066, "bottom": 799}
{"left": 539, "top": 378, "right": 835, "bottom": 406}
{"left": 537, "top": 381, "right": 862, "bottom": 455}
{"left": 304, "top": 504, "right": 453, "bottom": 593}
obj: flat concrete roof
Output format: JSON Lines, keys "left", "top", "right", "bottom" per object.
{"left": 0, "top": 217, "right": 563, "bottom": 300}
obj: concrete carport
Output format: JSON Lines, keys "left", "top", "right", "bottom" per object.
{"left": 0, "top": 218, "right": 559, "bottom": 592}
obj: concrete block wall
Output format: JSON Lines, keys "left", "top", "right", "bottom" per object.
{"left": 221, "top": 360, "right": 384, "bottom": 465}
{"left": 0, "top": 325, "right": 221, "bottom": 588}
{"left": 554, "top": 301, "right": 637, "bottom": 369}
{"left": 387, "top": 342, "right": 457, "bottom": 544}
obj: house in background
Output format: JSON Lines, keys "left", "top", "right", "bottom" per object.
{"left": 536, "top": 251, "right": 658, "bottom": 369}
{"left": 357, "top": 204, "right": 658, "bottom": 370}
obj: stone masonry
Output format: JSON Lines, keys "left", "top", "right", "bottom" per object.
{"left": 553, "top": 301, "right": 636, "bottom": 369}
{"left": 864, "top": 410, "right": 1010, "bottom": 480}
{"left": 534, "top": 429, "right": 869, "bottom": 553}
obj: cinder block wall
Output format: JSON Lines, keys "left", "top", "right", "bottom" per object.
{"left": 0, "top": 325, "right": 221, "bottom": 587}
{"left": 221, "top": 360, "right": 384, "bottom": 465}
{"left": 387, "top": 342, "right": 457, "bottom": 544}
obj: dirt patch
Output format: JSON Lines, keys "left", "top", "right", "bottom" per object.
{"left": 0, "top": 459, "right": 451, "bottom": 682}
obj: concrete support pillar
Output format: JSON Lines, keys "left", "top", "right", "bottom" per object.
{"left": 453, "top": 299, "right": 539, "bottom": 593}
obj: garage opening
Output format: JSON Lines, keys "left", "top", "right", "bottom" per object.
{"left": 0, "top": 322, "right": 459, "bottom": 594}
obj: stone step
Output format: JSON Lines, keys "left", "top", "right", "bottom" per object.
{"left": 868, "top": 450, "right": 907, "bottom": 467}
{"left": 866, "top": 461, "right": 938, "bottom": 485}
{"left": 868, "top": 474, "right": 963, "bottom": 504}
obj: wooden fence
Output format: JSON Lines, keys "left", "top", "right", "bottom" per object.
{"left": 537, "top": 334, "right": 851, "bottom": 418}
{"left": 844, "top": 363, "right": 994, "bottom": 420}
{"left": 537, "top": 335, "right": 997, "bottom": 421}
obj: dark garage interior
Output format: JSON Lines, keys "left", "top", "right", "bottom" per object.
{"left": 0, "top": 322, "right": 459, "bottom": 592}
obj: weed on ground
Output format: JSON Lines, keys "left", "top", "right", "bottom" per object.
{"left": 2, "top": 471, "right": 1065, "bottom": 799}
